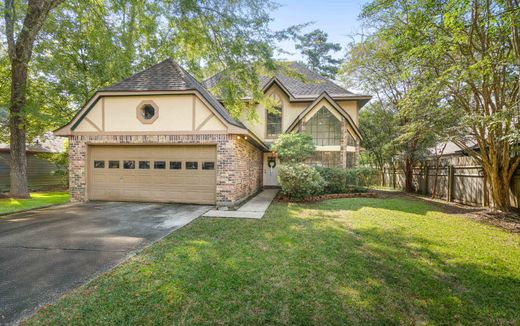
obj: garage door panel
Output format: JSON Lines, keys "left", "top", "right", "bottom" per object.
{"left": 89, "top": 145, "right": 216, "bottom": 204}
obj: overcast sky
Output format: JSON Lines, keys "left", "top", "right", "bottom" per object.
{"left": 269, "top": 0, "right": 370, "bottom": 61}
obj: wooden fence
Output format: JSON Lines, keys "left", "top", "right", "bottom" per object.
{"left": 0, "top": 152, "right": 66, "bottom": 192}
{"left": 382, "top": 164, "right": 520, "bottom": 208}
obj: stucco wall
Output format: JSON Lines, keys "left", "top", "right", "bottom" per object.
{"left": 239, "top": 84, "right": 360, "bottom": 143}
{"left": 68, "top": 134, "right": 262, "bottom": 207}
{"left": 74, "top": 95, "right": 227, "bottom": 133}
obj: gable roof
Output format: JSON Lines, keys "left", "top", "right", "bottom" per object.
{"left": 203, "top": 62, "right": 371, "bottom": 103}
{"left": 286, "top": 91, "right": 362, "bottom": 140}
{"left": 101, "top": 59, "right": 244, "bottom": 128}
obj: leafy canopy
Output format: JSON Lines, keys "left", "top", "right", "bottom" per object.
{"left": 295, "top": 29, "right": 342, "bottom": 78}
{"left": 270, "top": 132, "right": 315, "bottom": 163}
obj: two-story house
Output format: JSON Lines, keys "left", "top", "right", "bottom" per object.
{"left": 55, "top": 59, "right": 371, "bottom": 207}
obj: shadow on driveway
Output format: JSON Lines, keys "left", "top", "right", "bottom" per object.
{"left": 0, "top": 201, "right": 211, "bottom": 325}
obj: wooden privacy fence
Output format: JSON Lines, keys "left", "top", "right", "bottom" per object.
{"left": 382, "top": 165, "right": 520, "bottom": 208}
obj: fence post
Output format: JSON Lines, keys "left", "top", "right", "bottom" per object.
{"left": 423, "top": 165, "right": 429, "bottom": 195}
{"left": 447, "top": 165, "right": 454, "bottom": 202}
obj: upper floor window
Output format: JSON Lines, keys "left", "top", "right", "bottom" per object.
{"left": 136, "top": 101, "right": 159, "bottom": 124}
{"left": 266, "top": 94, "right": 282, "bottom": 138}
{"left": 304, "top": 107, "right": 341, "bottom": 146}
{"left": 346, "top": 131, "right": 357, "bottom": 147}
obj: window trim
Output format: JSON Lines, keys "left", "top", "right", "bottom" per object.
{"left": 136, "top": 100, "right": 159, "bottom": 124}
{"left": 186, "top": 161, "right": 199, "bottom": 170}
{"left": 264, "top": 93, "right": 283, "bottom": 139}
{"left": 303, "top": 106, "right": 342, "bottom": 146}
{"left": 94, "top": 160, "right": 105, "bottom": 169}
{"left": 169, "top": 161, "right": 182, "bottom": 170}
{"left": 202, "top": 161, "right": 215, "bottom": 170}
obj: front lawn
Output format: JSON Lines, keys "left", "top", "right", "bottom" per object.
{"left": 0, "top": 191, "right": 69, "bottom": 215}
{"left": 27, "top": 197, "right": 520, "bottom": 324}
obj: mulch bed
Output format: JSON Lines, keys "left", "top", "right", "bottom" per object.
{"left": 276, "top": 192, "right": 378, "bottom": 203}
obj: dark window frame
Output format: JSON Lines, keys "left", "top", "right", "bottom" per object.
{"left": 154, "top": 161, "right": 166, "bottom": 169}
{"left": 202, "top": 161, "right": 215, "bottom": 170}
{"left": 139, "top": 161, "right": 150, "bottom": 169}
{"left": 108, "top": 160, "right": 120, "bottom": 169}
{"left": 169, "top": 161, "right": 182, "bottom": 170}
{"left": 186, "top": 161, "right": 199, "bottom": 170}
{"left": 94, "top": 160, "right": 105, "bottom": 168}
{"left": 123, "top": 160, "right": 136, "bottom": 169}
{"left": 304, "top": 107, "right": 342, "bottom": 146}
{"left": 266, "top": 106, "right": 282, "bottom": 138}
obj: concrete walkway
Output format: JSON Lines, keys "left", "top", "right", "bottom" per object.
{"left": 203, "top": 188, "right": 279, "bottom": 219}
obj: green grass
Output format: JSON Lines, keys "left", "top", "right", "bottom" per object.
{"left": 0, "top": 192, "right": 69, "bottom": 215}
{"left": 26, "top": 198, "right": 520, "bottom": 325}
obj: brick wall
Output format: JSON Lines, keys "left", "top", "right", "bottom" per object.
{"left": 68, "top": 134, "right": 263, "bottom": 207}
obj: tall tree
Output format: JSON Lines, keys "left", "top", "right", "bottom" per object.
{"left": 358, "top": 101, "right": 398, "bottom": 184}
{"left": 360, "top": 0, "right": 520, "bottom": 211}
{"left": 4, "top": 0, "right": 64, "bottom": 198}
{"left": 2, "top": 0, "right": 287, "bottom": 197}
{"left": 295, "top": 29, "right": 342, "bottom": 78}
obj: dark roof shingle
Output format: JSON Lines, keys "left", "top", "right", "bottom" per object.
{"left": 101, "top": 59, "right": 244, "bottom": 128}
{"left": 204, "top": 62, "right": 366, "bottom": 99}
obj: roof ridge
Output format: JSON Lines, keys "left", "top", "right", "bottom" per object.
{"left": 102, "top": 59, "right": 173, "bottom": 91}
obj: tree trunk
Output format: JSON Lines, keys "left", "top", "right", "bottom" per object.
{"left": 404, "top": 158, "right": 414, "bottom": 192}
{"left": 4, "top": 0, "right": 64, "bottom": 198}
{"left": 9, "top": 60, "right": 30, "bottom": 198}
{"left": 432, "top": 142, "right": 447, "bottom": 199}
{"left": 487, "top": 168, "right": 513, "bottom": 212}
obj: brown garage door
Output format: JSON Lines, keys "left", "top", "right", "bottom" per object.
{"left": 89, "top": 145, "right": 216, "bottom": 204}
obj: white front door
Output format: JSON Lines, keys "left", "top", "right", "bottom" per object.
{"left": 263, "top": 153, "right": 279, "bottom": 186}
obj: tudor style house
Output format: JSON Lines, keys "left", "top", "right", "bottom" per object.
{"left": 55, "top": 59, "right": 371, "bottom": 207}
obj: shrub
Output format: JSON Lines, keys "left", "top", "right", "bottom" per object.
{"left": 270, "top": 132, "right": 315, "bottom": 163}
{"left": 315, "top": 167, "right": 349, "bottom": 194}
{"left": 316, "top": 166, "right": 379, "bottom": 193}
{"left": 278, "top": 163, "right": 325, "bottom": 199}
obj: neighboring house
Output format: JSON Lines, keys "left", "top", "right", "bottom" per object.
{"left": 0, "top": 135, "right": 66, "bottom": 192}
{"left": 55, "top": 59, "right": 371, "bottom": 207}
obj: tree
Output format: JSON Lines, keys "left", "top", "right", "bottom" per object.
{"left": 2, "top": 0, "right": 290, "bottom": 198}
{"left": 295, "top": 29, "right": 342, "bottom": 78}
{"left": 4, "top": 0, "right": 64, "bottom": 198}
{"left": 360, "top": 0, "right": 520, "bottom": 211}
{"left": 344, "top": 32, "right": 444, "bottom": 192}
{"left": 358, "top": 101, "right": 398, "bottom": 185}
{"left": 270, "top": 132, "right": 315, "bottom": 163}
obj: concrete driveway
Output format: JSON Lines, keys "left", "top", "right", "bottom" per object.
{"left": 0, "top": 202, "right": 211, "bottom": 325}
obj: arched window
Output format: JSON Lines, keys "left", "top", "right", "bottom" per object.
{"left": 266, "top": 94, "right": 282, "bottom": 138}
{"left": 304, "top": 107, "right": 341, "bottom": 146}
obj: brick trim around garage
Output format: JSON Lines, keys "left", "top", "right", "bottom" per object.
{"left": 68, "top": 134, "right": 263, "bottom": 207}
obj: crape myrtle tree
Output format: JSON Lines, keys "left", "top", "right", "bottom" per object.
{"left": 359, "top": 0, "right": 520, "bottom": 211}
{"left": 1, "top": 0, "right": 290, "bottom": 198}
{"left": 344, "top": 33, "right": 451, "bottom": 192}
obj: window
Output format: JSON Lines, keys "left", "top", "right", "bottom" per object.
{"left": 346, "top": 132, "right": 357, "bottom": 147}
{"left": 304, "top": 107, "right": 341, "bottom": 146}
{"left": 142, "top": 105, "right": 155, "bottom": 119}
{"left": 346, "top": 151, "right": 357, "bottom": 168}
{"left": 186, "top": 161, "right": 198, "bottom": 170}
{"left": 94, "top": 160, "right": 105, "bottom": 168}
{"left": 139, "top": 161, "right": 150, "bottom": 169}
{"left": 170, "top": 161, "right": 182, "bottom": 170}
{"left": 136, "top": 101, "right": 159, "bottom": 124}
{"left": 306, "top": 151, "right": 341, "bottom": 168}
{"left": 202, "top": 162, "right": 215, "bottom": 170}
{"left": 123, "top": 160, "right": 135, "bottom": 169}
{"left": 154, "top": 161, "right": 166, "bottom": 169}
{"left": 109, "top": 160, "right": 120, "bottom": 169}
{"left": 266, "top": 107, "right": 282, "bottom": 138}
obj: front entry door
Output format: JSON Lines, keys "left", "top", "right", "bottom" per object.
{"left": 263, "top": 153, "right": 279, "bottom": 186}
